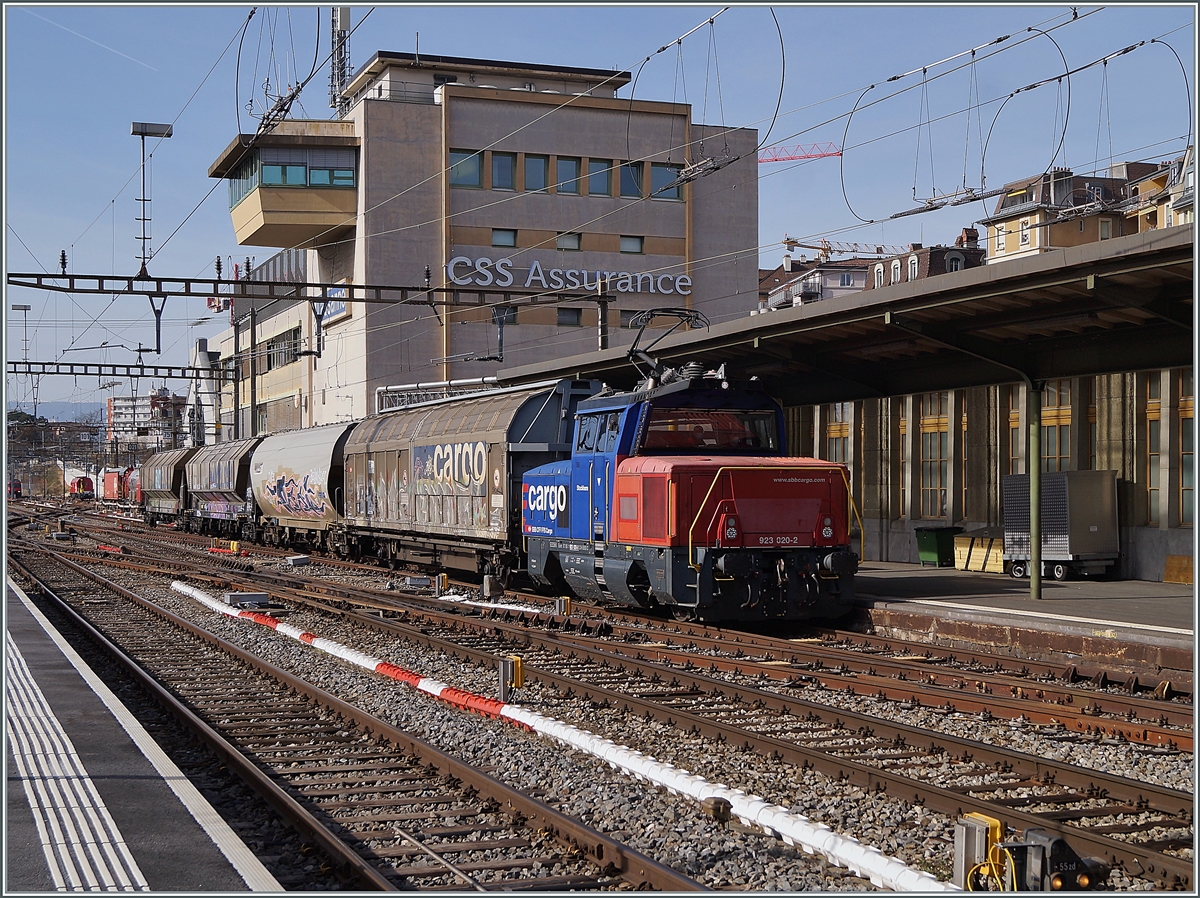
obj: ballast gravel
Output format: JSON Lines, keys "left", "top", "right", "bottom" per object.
{"left": 124, "top": 572, "right": 1186, "bottom": 891}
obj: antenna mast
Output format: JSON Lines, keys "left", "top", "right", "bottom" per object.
{"left": 329, "top": 7, "right": 351, "bottom": 117}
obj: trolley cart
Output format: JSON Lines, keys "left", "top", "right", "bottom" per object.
{"left": 1002, "top": 470, "right": 1119, "bottom": 580}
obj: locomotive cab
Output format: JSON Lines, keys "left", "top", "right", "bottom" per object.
{"left": 523, "top": 366, "right": 858, "bottom": 622}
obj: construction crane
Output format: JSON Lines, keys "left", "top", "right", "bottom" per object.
{"left": 782, "top": 236, "right": 909, "bottom": 262}
{"left": 758, "top": 142, "right": 842, "bottom": 163}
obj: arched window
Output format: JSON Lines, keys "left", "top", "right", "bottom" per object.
{"left": 908, "top": 255, "right": 919, "bottom": 281}
{"left": 946, "top": 251, "right": 965, "bottom": 273}
{"left": 874, "top": 264, "right": 884, "bottom": 288}
{"left": 890, "top": 260, "right": 901, "bottom": 284}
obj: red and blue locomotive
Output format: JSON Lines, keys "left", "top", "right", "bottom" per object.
{"left": 522, "top": 363, "right": 857, "bottom": 621}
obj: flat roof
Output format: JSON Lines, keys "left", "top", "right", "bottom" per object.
{"left": 344, "top": 50, "right": 631, "bottom": 96}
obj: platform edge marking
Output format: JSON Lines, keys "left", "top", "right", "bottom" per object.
{"left": 7, "top": 578, "right": 282, "bottom": 892}
{"left": 6, "top": 633, "right": 147, "bottom": 890}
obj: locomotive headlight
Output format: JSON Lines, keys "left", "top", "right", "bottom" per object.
{"left": 821, "top": 517, "right": 833, "bottom": 539}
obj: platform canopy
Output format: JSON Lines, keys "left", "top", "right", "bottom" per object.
{"left": 498, "top": 226, "right": 1194, "bottom": 405}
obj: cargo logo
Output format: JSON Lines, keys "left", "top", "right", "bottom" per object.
{"left": 414, "top": 442, "right": 487, "bottom": 494}
{"left": 525, "top": 483, "right": 569, "bottom": 522}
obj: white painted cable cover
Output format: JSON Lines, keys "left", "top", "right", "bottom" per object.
{"left": 173, "top": 581, "right": 957, "bottom": 891}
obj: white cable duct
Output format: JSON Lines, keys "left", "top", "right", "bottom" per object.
{"left": 500, "top": 707, "right": 957, "bottom": 892}
{"left": 172, "top": 581, "right": 957, "bottom": 891}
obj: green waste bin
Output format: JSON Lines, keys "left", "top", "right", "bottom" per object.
{"left": 914, "top": 527, "right": 963, "bottom": 567}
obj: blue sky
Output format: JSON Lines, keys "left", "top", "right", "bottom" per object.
{"left": 5, "top": 3, "right": 1195, "bottom": 408}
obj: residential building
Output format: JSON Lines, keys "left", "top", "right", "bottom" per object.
{"left": 106, "top": 388, "right": 187, "bottom": 453}
{"left": 1123, "top": 147, "right": 1195, "bottom": 233}
{"left": 208, "top": 50, "right": 760, "bottom": 436}
{"left": 862, "top": 230, "right": 986, "bottom": 291}
{"left": 978, "top": 165, "right": 1156, "bottom": 262}
{"left": 761, "top": 256, "right": 868, "bottom": 309}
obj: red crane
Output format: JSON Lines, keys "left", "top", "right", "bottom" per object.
{"left": 758, "top": 142, "right": 842, "bottom": 163}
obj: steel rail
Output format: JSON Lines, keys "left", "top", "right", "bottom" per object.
{"left": 8, "top": 552, "right": 398, "bottom": 891}
{"left": 9, "top": 545, "right": 708, "bottom": 892}
{"left": 205, "top": 576, "right": 1192, "bottom": 890}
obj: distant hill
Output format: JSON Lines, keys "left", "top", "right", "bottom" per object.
{"left": 6, "top": 400, "right": 105, "bottom": 422}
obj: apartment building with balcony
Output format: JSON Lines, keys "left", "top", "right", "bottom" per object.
{"left": 208, "top": 50, "right": 759, "bottom": 435}
{"left": 758, "top": 256, "right": 868, "bottom": 310}
{"left": 1123, "top": 147, "right": 1195, "bottom": 233}
{"left": 978, "top": 164, "right": 1158, "bottom": 263}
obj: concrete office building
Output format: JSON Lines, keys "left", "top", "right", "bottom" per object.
{"left": 207, "top": 51, "right": 759, "bottom": 435}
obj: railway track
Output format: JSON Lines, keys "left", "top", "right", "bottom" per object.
{"left": 14, "top": 518, "right": 1195, "bottom": 893}
{"left": 8, "top": 545, "right": 703, "bottom": 892}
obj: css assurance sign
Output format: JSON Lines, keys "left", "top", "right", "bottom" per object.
{"left": 447, "top": 256, "right": 692, "bottom": 295}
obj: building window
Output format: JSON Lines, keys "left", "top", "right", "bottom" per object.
{"left": 1041, "top": 379, "right": 1071, "bottom": 472}
{"left": 650, "top": 162, "right": 682, "bottom": 199}
{"left": 994, "top": 226, "right": 1006, "bottom": 254}
{"left": 890, "top": 260, "right": 901, "bottom": 284}
{"left": 1182, "top": 369, "right": 1194, "bottom": 525}
{"left": 946, "top": 252, "right": 964, "bottom": 272}
{"left": 1019, "top": 219, "right": 1031, "bottom": 246}
{"left": 555, "top": 156, "right": 581, "bottom": 194}
{"left": 1147, "top": 372, "right": 1161, "bottom": 524}
{"left": 556, "top": 232, "right": 581, "bottom": 251}
{"left": 307, "top": 167, "right": 354, "bottom": 187}
{"left": 620, "top": 235, "right": 644, "bottom": 254}
{"left": 492, "top": 228, "right": 516, "bottom": 248}
{"left": 1086, "top": 377, "right": 1097, "bottom": 470}
{"left": 448, "top": 150, "right": 482, "bottom": 188}
{"left": 620, "top": 162, "right": 643, "bottom": 198}
{"left": 588, "top": 159, "right": 611, "bottom": 196}
{"left": 620, "top": 309, "right": 640, "bottom": 328}
{"left": 840, "top": 272, "right": 854, "bottom": 287}
{"left": 919, "top": 391, "right": 949, "bottom": 518}
{"left": 1099, "top": 218, "right": 1112, "bottom": 240}
{"left": 492, "top": 153, "right": 516, "bottom": 190}
{"left": 261, "top": 163, "right": 307, "bottom": 186}
{"left": 557, "top": 307, "right": 582, "bottom": 327}
{"left": 493, "top": 305, "right": 517, "bottom": 326}
{"left": 825, "top": 402, "right": 850, "bottom": 463}
{"left": 264, "top": 326, "right": 302, "bottom": 372}
{"left": 525, "top": 154, "right": 549, "bottom": 192}
{"left": 874, "top": 264, "right": 884, "bottom": 288}
{"left": 1006, "top": 384, "right": 1022, "bottom": 475}
{"left": 961, "top": 406, "right": 968, "bottom": 515}
{"left": 908, "top": 256, "right": 919, "bottom": 281}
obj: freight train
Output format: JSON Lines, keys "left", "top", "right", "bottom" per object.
{"left": 135, "top": 341, "right": 858, "bottom": 621}
{"left": 69, "top": 476, "right": 95, "bottom": 500}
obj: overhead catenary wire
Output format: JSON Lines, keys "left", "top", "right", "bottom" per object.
{"left": 30, "top": 8, "right": 1190, "bottom": 396}
{"left": 261, "top": 6, "right": 1101, "bottom": 267}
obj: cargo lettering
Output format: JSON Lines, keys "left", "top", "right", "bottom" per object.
{"left": 417, "top": 442, "right": 487, "bottom": 490}
{"left": 526, "top": 483, "right": 568, "bottom": 521}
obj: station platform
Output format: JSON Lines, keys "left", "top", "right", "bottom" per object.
{"left": 5, "top": 579, "right": 280, "bottom": 892}
{"left": 850, "top": 562, "right": 1194, "bottom": 680}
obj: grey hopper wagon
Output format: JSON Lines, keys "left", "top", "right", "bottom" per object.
{"left": 340, "top": 378, "right": 598, "bottom": 574}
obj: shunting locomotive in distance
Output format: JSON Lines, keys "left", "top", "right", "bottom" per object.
{"left": 133, "top": 309, "right": 858, "bottom": 623}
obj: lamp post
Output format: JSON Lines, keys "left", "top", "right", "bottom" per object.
{"left": 12, "top": 303, "right": 35, "bottom": 417}
{"left": 131, "top": 122, "right": 172, "bottom": 278}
